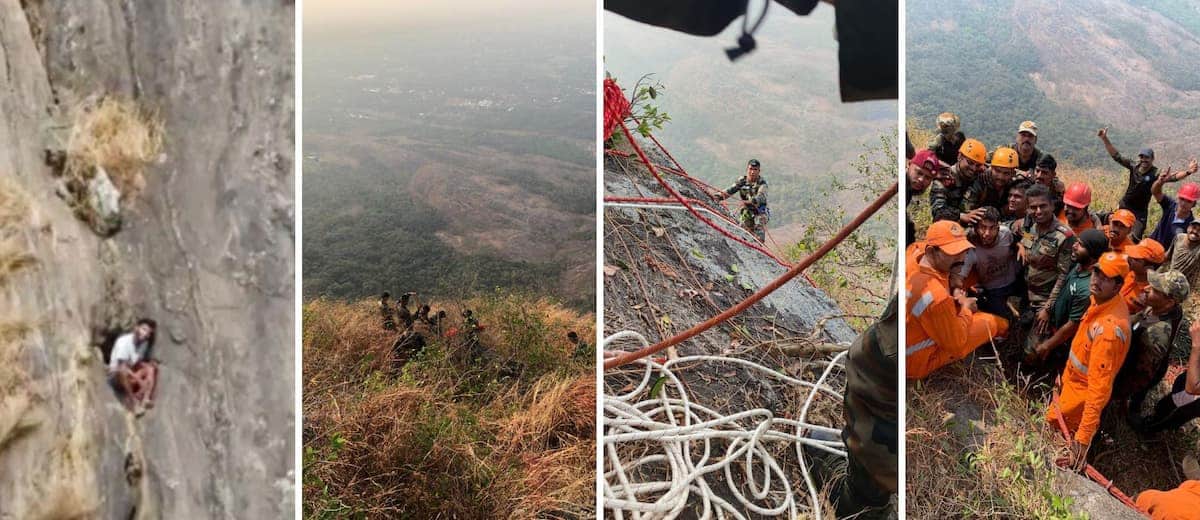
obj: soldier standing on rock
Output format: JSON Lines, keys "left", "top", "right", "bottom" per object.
{"left": 712, "top": 159, "right": 769, "bottom": 242}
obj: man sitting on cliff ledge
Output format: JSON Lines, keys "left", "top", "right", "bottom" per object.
{"left": 108, "top": 318, "right": 159, "bottom": 416}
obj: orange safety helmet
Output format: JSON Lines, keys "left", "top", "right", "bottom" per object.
{"left": 959, "top": 138, "right": 987, "bottom": 164}
{"left": 1063, "top": 182, "right": 1093, "bottom": 208}
{"left": 991, "top": 147, "right": 1019, "bottom": 168}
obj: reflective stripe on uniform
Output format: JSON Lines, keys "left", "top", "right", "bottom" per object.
{"left": 1069, "top": 350, "right": 1089, "bottom": 375}
{"left": 906, "top": 338, "right": 935, "bottom": 356}
{"left": 1087, "top": 324, "right": 1103, "bottom": 341}
{"left": 1114, "top": 326, "right": 1127, "bottom": 344}
{"left": 911, "top": 292, "right": 935, "bottom": 317}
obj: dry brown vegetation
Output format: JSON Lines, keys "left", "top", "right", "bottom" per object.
{"left": 0, "top": 177, "right": 34, "bottom": 440}
{"left": 907, "top": 359, "right": 1083, "bottom": 519}
{"left": 302, "top": 293, "right": 595, "bottom": 519}
{"left": 64, "top": 96, "right": 163, "bottom": 200}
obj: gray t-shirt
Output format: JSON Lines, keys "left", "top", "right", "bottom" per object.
{"left": 959, "top": 226, "right": 1019, "bottom": 290}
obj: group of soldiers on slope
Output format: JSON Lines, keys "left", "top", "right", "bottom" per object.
{"left": 379, "top": 291, "right": 592, "bottom": 369}
{"left": 906, "top": 114, "right": 1200, "bottom": 514}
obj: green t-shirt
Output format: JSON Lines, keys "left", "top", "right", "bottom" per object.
{"left": 1051, "top": 263, "right": 1092, "bottom": 328}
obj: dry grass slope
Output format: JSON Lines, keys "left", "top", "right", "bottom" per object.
{"left": 303, "top": 292, "right": 595, "bottom": 519}
{"left": 908, "top": 361, "right": 1083, "bottom": 519}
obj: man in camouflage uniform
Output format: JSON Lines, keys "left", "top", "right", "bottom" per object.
{"left": 1114, "top": 270, "right": 1188, "bottom": 425}
{"left": 1011, "top": 120, "right": 1045, "bottom": 172}
{"left": 714, "top": 159, "right": 769, "bottom": 241}
{"left": 1019, "top": 184, "right": 1077, "bottom": 342}
{"left": 463, "top": 309, "right": 483, "bottom": 361}
{"left": 965, "top": 146, "right": 1018, "bottom": 211}
{"left": 568, "top": 331, "right": 592, "bottom": 360}
{"left": 836, "top": 291, "right": 898, "bottom": 517}
{"left": 927, "top": 112, "right": 964, "bottom": 167}
{"left": 380, "top": 291, "right": 397, "bottom": 331}
{"left": 1099, "top": 126, "right": 1159, "bottom": 240}
{"left": 807, "top": 291, "right": 897, "bottom": 517}
{"left": 930, "top": 137, "right": 989, "bottom": 224}
{"left": 397, "top": 292, "right": 416, "bottom": 330}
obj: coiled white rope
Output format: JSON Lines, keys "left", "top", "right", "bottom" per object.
{"left": 602, "top": 330, "right": 848, "bottom": 520}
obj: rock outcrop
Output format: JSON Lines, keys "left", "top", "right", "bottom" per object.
{"left": 0, "top": 2, "right": 294, "bottom": 518}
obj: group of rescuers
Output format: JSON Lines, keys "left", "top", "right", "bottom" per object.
{"left": 906, "top": 113, "right": 1200, "bottom": 516}
{"left": 378, "top": 291, "right": 592, "bottom": 366}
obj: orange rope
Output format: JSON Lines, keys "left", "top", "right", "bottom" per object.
{"left": 1049, "top": 391, "right": 1147, "bottom": 514}
{"left": 604, "top": 157, "right": 897, "bottom": 370}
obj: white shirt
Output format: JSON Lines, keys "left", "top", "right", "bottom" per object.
{"left": 108, "top": 333, "right": 148, "bottom": 372}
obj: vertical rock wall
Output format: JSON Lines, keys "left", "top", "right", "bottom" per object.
{"left": 0, "top": 1, "right": 294, "bottom": 518}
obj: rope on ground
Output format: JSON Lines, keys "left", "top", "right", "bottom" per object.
{"left": 604, "top": 176, "right": 898, "bottom": 371}
{"left": 603, "top": 330, "right": 849, "bottom": 519}
{"left": 1049, "top": 391, "right": 1146, "bottom": 513}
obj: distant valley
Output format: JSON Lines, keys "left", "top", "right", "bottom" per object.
{"left": 304, "top": 17, "right": 595, "bottom": 309}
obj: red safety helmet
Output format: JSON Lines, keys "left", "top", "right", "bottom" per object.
{"left": 1179, "top": 183, "right": 1200, "bottom": 203}
{"left": 1063, "top": 182, "right": 1092, "bottom": 209}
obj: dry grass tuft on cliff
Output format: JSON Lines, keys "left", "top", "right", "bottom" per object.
{"left": 65, "top": 96, "right": 163, "bottom": 200}
{"left": 302, "top": 292, "right": 595, "bottom": 519}
{"left": 0, "top": 178, "right": 29, "bottom": 235}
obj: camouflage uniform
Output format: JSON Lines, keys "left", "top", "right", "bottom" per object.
{"left": 964, "top": 170, "right": 1010, "bottom": 211}
{"left": 397, "top": 305, "right": 414, "bottom": 331}
{"left": 572, "top": 339, "right": 593, "bottom": 360}
{"left": 927, "top": 132, "right": 963, "bottom": 167}
{"left": 1114, "top": 271, "right": 1188, "bottom": 412}
{"left": 839, "top": 293, "right": 898, "bottom": 516}
{"left": 380, "top": 302, "right": 396, "bottom": 331}
{"left": 724, "top": 176, "right": 769, "bottom": 241}
{"left": 929, "top": 164, "right": 975, "bottom": 223}
{"left": 1017, "top": 217, "right": 1076, "bottom": 308}
{"left": 464, "top": 313, "right": 483, "bottom": 361}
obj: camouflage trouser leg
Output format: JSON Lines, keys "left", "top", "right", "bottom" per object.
{"left": 839, "top": 295, "right": 898, "bottom": 516}
{"left": 836, "top": 451, "right": 895, "bottom": 519}
{"left": 739, "top": 209, "right": 766, "bottom": 242}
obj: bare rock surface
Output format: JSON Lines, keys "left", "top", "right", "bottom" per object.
{"left": 0, "top": 1, "right": 294, "bottom": 518}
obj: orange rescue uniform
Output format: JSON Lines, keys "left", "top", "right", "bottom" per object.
{"left": 906, "top": 254, "right": 1010, "bottom": 379}
{"left": 1059, "top": 211, "right": 1098, "bottom": 237}
{"left": 1120, "top": 273, "right": 1149, "bottom": 314}
{"left": 1135, "top": 480, "right": 1200, "bottom": 520}
{"left": 1104, "top": 225, "right": 1135, "bottom": 253}
{"left": 1045, "top": 293, "right": 1131, "bottom": 445}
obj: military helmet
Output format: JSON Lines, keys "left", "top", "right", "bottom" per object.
{"left": 936, "top": 112, "right": 961, "bottom": 134}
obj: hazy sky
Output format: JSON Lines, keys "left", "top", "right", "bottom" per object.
{"left": 305, "top": 0, "right": 589, "bottom": 32}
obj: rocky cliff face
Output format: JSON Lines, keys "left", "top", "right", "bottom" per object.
{"left": 0, "top": 2, "right": 294, "bottom": 518}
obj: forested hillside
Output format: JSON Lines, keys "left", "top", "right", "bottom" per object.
{"left": 908, "top": 0, "right": 1200, "bottom": 168}
{"left": 303, "top": 10, "right": 595, "bottom": 309}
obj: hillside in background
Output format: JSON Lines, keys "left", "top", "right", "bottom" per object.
{"left": 605, "top": 6, "right": 895, "bottom": 241}
{"left": 303, "top": 10, "right": 595, "bottom": 309}
{"left": 908, "top": 0, "right": 1200, "bottom": 168}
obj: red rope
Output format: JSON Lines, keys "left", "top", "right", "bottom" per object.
{"left": 614, "top": 122, "right": 796, "bottom": 271}
{"left": 604, "top": 123, "right": 897, "bottom": 370}
{"left": 603, "top": 78, "right": 631, "bottom": 143}
{"left": 1049, "top": 391, "right": 1147, "bottom": 514}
